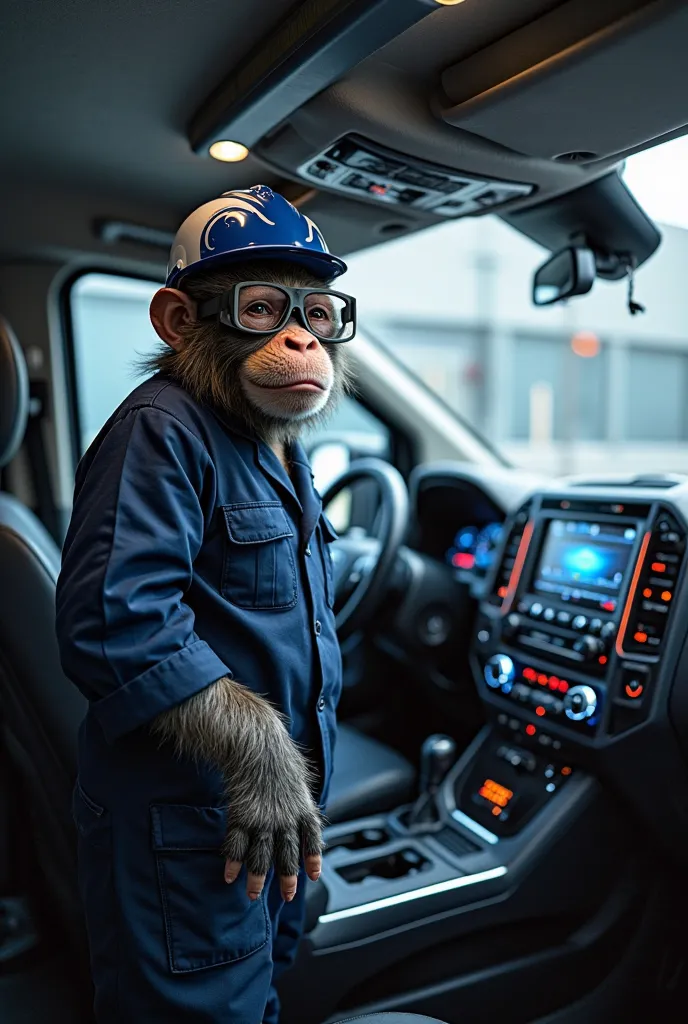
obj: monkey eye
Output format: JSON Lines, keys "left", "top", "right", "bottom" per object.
{"left": 307, "top": 306, "right": 329, "bottom": 320}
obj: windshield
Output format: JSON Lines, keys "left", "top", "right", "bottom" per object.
{"left": 343, "top": 136, "right": 688, "bottom": 478}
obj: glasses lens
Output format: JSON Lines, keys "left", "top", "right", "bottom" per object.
{"left": 237, "top": 285, "right": 289, "bottom": 332}
{"left": 304, "top": 292, "right": 354, "bottom": 341}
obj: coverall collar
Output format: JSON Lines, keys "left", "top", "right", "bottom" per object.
{"left": 212, "top": 407, "right": 322, "bottom": 545}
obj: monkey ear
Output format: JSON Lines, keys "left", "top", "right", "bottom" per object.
{"left": 149, "top": 288, "right": 197, "bottom": 351}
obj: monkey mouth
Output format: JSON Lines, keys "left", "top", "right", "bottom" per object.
{"left": 256, "top": 378, "right": 327, "bottom": 393}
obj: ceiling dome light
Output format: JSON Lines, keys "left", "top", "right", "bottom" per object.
{"left": 434, "top": 1, "right": 467, "bottom": 6}
{"left": 209, "top": 140, "right": 250, "bottom": 162}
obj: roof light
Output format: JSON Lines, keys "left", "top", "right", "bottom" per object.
{"left": 209, "top": 141, "right": 249, "bottom": 162}
{"left": 434, "top": 0, "right": 466, "bottom": 5}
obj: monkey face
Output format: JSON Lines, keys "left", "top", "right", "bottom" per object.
{"left": 240, "top": 318, "right": 335, "bottom": 422}
{"left": 147, "top": 260, "right": 354, "bottom": 442}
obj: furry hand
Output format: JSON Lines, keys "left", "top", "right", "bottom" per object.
{"left": 221, "top": 718, "right": 323, "bottom": 902}
{"left": 153, "top": 677, "right": 323, "bottom": 902}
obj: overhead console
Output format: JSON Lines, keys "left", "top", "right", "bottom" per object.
{"left": 298, "top": 134, "right": 534, "bottom": 218}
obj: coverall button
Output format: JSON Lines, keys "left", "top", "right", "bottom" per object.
{"left": 305, "top": 545, "right": 312, "bottom": 557}
{"left": 317, "top": 697, "right": 326, "bottom": 711}
{"left": 314, "top": 619, "right": 322, "bottom": 636}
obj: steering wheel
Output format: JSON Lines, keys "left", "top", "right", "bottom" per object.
{"left": 321, "top": 458, "right": 409, "bottom": 640}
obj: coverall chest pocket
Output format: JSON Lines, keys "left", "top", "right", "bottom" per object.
{"left": 151, "top": 804, "right": 269, "bottom": 974}
{"left": 221, "top": 502, "right": 297, "bottom": 610}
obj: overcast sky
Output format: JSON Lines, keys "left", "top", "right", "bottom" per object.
{"left": 623, "top": 134, "right": 688, "bottom": 231}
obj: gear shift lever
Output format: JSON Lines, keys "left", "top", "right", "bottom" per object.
{"left": 407, "top": 734, "right": 457, "bottom": 830}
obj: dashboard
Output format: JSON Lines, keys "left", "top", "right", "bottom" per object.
{"left": 406, "top": 463, "right": 688, "bottom": 855}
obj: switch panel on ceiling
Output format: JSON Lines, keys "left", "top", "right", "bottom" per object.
{"left": 298, "top": 134, "right": 534, "bottom": 217}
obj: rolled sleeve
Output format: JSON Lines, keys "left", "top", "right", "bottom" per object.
{"left": 57, "top": 404, "right": 225, "bottom": 739}
{"left": 92, "top": 640, "right": 230, "bottom": 742}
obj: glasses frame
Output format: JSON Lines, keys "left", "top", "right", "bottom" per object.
{"left": 197, "top": 281, "right": 357, "bottom": 343}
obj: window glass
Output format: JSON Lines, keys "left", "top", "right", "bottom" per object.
{"left": 625, "top": 349, "right": 686, "bottom": 441}
{"left": 510, "top": 335, "right": 607, "bottom": 442}
{"left": 70, "top": 273, "right": 160, "bottom": 451}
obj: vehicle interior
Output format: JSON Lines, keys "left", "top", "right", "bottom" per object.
{"left": 3, "top": 0, "right": 688, "bottom": 1021}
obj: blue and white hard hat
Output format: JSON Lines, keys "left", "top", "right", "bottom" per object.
{"left": 166, "top": 184, "right": 347, "bottom": 287}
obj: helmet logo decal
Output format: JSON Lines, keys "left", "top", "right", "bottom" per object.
{"left": 304, "top": 215, "right": 328, "bottom": 251}
{"left": 203, "top": 192, "right": 276, "bottom": 252}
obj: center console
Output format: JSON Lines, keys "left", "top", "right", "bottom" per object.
{"left": 467, "top": 488, "right": 688, "bottom": 851}
{"left": 280, "top": 483, "right": 688, "bottom": 1023}
{"left": 474, "top": 494, "right": 686, "bottom": 735}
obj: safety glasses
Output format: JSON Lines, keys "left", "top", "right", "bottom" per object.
{"left": 198, "top": 282, "right": 356, "bottom": 343}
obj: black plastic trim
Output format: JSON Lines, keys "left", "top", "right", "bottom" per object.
{"left": 189, "top": 0, "right": 437, "bottom": 154}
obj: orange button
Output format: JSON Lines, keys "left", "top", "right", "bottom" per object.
{"left": 634, "top": 631, "right": 648, "bottom": 643}
{"left": 625, "top": 683, "right": 644, "bottom": 699}
{"left": 651, "top": 562, "right": 666, "bottom": 573}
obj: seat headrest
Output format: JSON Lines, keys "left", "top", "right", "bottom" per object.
{"left": 0, "top": 316, "right": 29, "bottom": 469}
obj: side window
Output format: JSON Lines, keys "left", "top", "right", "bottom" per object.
{"left": 69, "top": 273, "right": 161, "bottom": 452}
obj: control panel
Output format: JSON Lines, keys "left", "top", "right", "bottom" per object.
{"left": 298, "top": 134, "right": 534, "bottom": 218}
{"left": 471, "top": 496, "right": 687, "bottom": 745}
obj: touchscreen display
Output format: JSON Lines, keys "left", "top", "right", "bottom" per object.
{"left": 532, "top": 519, "right": 637, "bottom": 608}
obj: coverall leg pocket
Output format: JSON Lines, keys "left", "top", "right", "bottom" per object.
{"left": 151, "top": 804, "right": 269, "bottom": 974}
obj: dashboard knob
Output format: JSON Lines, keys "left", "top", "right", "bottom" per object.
{"left": 484, "top": 654, "right": 515, "bottom": 690}
{"left": 572, "top": 635, "right": 606, "bottom": 661}
{"left": 564, "top": 685, "right": 598, "bottom": 721}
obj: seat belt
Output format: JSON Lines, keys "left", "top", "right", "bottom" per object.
{"left": 24, "top": 380, "right": 61, "bottom": 544}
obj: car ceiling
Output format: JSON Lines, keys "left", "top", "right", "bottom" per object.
{"left": 1, "top": 0, "right": 687, "bottom": 270}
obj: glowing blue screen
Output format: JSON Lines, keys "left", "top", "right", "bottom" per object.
{"left": 534, "top": 519, "right": 636, "bottom": 597}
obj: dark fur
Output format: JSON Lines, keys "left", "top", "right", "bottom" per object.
{"left": 153, "top": 677, "right": 323, "bottom": 877}
{"left": 139, "top": 260, "right": 354, "bottom": 445}
{"left": 148, "top": 259, "right": 351, "bottom": 874}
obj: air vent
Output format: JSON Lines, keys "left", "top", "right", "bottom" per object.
{"left": 489, "top": 503, "right": 532, "bottom": 608}
{"left": 541, "top": 497, "right": 652, "bottom": 517}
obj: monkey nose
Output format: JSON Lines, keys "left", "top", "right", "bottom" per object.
{"left": 280, "top": 322, "right": 319, "bottom": 353}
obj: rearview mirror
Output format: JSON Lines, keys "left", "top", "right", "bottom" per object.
{"left": 532, "top": 246, "right": 597, "bottom": 306}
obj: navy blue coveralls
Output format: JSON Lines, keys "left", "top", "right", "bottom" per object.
{"left": 55, "top": 375, "right": 342, "bottom": 1024}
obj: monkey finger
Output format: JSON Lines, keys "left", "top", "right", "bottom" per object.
{"left": 222, "top": 824, "right": 250, "bottom": 867}
{"left": 304, "top": 852, "right": 322, "bottom": 882}
{"left": 275, "top": 829, "right": 300, "bottom": 880}
{"left": 224, "top": 859, "right": 243, "bottom": 885}
{"left": 279, "top": 874, "right": 298, "bottom": 902}
{"left": 246, "top": 871, "right": 267, "bottom": 901}
{"left": 246, "top": 832, "right": 273, "bottom": 875}
{"left": 302, "top": 812, "right": 324, "bottom": 860}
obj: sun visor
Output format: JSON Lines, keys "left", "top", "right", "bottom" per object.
{"left": 436, "top": 0, "right": 688, "bottom": 164}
